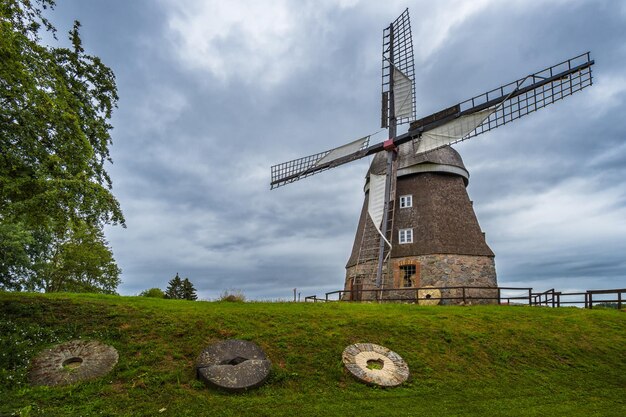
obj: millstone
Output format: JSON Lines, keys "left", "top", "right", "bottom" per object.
{"left": 29, "top": 339, "right": 118, "bottom": 386}
{"left": 342, "top": 343, "right": 409, "bottom": 387}
{"left": 417, "top": 286, "right": 442, "bottom": 305}
{"left": 196, "top": 339, "right": 271, "bottom": 392}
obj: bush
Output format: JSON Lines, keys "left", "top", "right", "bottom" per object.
{"left": 139, "top": 288, "right": 165, "bottom": 298}
{"left": 594, "top": 302, "right": 619, "bottom": 309}
{"left": 219, "top": 289, "right": 246, "bottom": 302}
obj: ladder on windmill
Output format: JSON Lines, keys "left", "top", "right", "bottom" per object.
{"left": 349, "top": 164, "right": 398, "bottom": 300}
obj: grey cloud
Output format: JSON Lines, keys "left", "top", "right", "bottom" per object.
{"left": 44, "top": 1, "right": 626, "bottom": 299}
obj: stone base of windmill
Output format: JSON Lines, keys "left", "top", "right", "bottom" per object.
{"left": 345, "top": 254, "right": 497, "bottom": 304}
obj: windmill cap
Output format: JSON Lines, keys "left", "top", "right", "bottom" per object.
{"left": 367, "top": 144, "right": 469, "bottom": 186}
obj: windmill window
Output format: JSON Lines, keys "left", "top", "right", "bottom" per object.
{"left": 399, "top": 228, "right": 413, "bottom": 244}
{"left": 400, "top": 264, "right": 416, "bottom": 287}
{"left": 399, "top": 195, "right": 412, "bottom": 208}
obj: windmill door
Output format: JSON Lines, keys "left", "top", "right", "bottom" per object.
{"left": 351, "top": 280, "right": 363, "bottom": 301}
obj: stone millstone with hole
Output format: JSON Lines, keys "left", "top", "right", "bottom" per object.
{"left": 417, "top": 286, "right": 441, "bottom": 305}
{"left": 342, "top": 343, "right": 409, "bottom": 387}
{"left": 28, "top": 339, "right": 118, "bottom": 386}
{"left": 195, "top": 339, "right": 271, "bottom": 392}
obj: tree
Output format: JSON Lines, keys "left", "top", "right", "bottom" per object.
{"left": 165, "top": 273, "right": 183, "bottom": 299}
{"left": 31, "top": 221, "right": 120, "bottom": 293}
{"left": 165, "top": 274, "right": 197, "bottom": 300}
{"left": 0, "top": 0, "right": 125, "bottom": 293}
{"left": 139, "top": 288, "right": 165, "bottom": 298}
{"left": 0, "top": 222, "right": 33, "bottom": 288}
{"left": 181, "top": 278, "right": 197, "bottom": 301}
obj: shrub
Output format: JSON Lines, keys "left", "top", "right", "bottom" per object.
{"left": 219, "top": 289, "right": 246, "bottom": 302}
{"left": 139, "top": 288, "right": 165, "bottom": 298}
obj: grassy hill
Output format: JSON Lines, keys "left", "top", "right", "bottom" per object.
{"left": 1, "top": 292, "right": 624, "bottom": 416}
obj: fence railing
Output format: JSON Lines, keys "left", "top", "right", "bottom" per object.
{"left": 307, "top": 286, "right": 533, "bottom": 305}
{"left": 531, "top": 288, "right": 557, "bottom": 307}
{"left": 304, "top": 286, "right": 626, "bottom": 309}
{"left": 304, "top": 295, "right": 328, "bottom": 303}
{"left": 586, "top": 288, "right": 625, "bottom": 309}
{"left": 532, "top": 288, "right": 626, "bottom": 309}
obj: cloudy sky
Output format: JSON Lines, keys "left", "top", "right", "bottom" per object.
{"left": 45, "top": 0, "right": 626, "bottom": 300}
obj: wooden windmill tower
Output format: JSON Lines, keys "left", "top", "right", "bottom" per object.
{"left": 270, "top": 9, "right": 594, "bottom": 302}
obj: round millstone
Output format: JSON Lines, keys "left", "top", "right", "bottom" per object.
{"left": 29, "top": 339, "right": 118, "bottom": 386}
{"left": 196, "top": 339, "right": 271, "bottom": 392}
{"left": 418, "top": 286, "right": 442, "bottom": 305}
{"left": 342, "top": 343, "right": 409, "bottom": 387}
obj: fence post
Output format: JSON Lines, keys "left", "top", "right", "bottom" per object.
{"left": 497, "top": 288, "right": 501, "bottom": 305}
{"left": 551, "top": 289, "right": 555, "bottom": 308}
{"left": 528, "top": 289, "right": 532, "bottom": 306}
{"left": 588, "top": 292, "right": 593, "bottom": 309}
{"left": 618, "top": 291, "right": 622, "bottom": 310}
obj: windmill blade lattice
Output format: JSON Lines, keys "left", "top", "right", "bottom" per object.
{"left": 381, "top": 8, "right": 416, "bottom": 127}
{"left": 270, "top": 51, "right": 594, "bottom": 190}
{"left": 466, "top": 52, "right": 593, "bottom": 139}
{"left": 270, "top": 136, "right": 371, "bottom": 189}
{"left": 410, "top": 52, "right": 594, "bottom": 153}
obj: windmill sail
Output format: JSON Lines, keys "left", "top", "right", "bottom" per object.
{"left": 367, "top": 173, "right": 392, "bottom": 262}
{"left": 381, "top": 9, "right": 416, "bottom": 128}
{"left": 393, "top": 67, "right": 414, "bottom": 120}
{"left": 367, "top": 174, "right": 390, "bottom": 242}
{"left": 270, "top": 136, "right": 370, "bottom": 189}
{"left": 415, "top": 108, "right": 495, "bottom": 154}
{"left": 409, "top": 52, "right": 594, "bottom": 150}
{"left": 315, "top": 136, "right": 370, "bottom": 167}
{"left": 270, "top": 52, "right": 594, "bottom": 189}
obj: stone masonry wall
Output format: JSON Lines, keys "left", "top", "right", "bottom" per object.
{"left": 344, "top": 254, "right": 497, "bottom": 304}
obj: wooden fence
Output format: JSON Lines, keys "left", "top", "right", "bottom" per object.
{"left": 305, "top": 286, "right": 625, "bottom": 309}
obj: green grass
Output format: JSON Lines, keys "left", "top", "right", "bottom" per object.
{"left": 1, "top": 292, "right": 624, "bottom": 416}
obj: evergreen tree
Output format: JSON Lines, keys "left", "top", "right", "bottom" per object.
{"left": 182, "top": 278, "right": 197, "bottom": 301}
{"left": 165, "top": 273, "right": 183, "bottom": 299}
{"left": 165, "top": 274, "right": 197, "bottom": 300}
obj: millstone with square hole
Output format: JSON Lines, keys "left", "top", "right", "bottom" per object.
{"left": 195, "top": 339, "right": 271, "bottom": 392}
{"left": 28, "top": 340, "right": 118, "bottom": 386}
{"left": 342, "top": 343, "right": 409, "bottom": 387}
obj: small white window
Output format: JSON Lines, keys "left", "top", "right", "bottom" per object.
{"left": 399, "top": 195, "right": 412, "bottom": 208}
{"left": 399, "top": 228, "right": 413, "bottom": 244}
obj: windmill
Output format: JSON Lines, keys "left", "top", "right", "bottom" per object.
{"left": 270, "top": 9, "right": 594, "bottom": 302}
